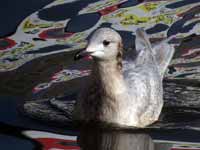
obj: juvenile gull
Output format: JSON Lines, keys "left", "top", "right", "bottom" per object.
{"left": 73, "top": 28, "right": 175, "bottom": 127}
{"left": 23, "top": 27, "right": 178, "bottom": 128}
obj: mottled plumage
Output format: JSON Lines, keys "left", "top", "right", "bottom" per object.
{"left": 73, "top": 28, "right": 175, "bottom": 127}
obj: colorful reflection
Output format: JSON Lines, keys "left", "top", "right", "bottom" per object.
{"left": 0, "top": 0, "right": 199, "bottom": 74}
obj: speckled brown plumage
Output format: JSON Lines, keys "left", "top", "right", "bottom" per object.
{"left": 73, "top": 27, "right": 175, "bottom": 127}
{"left": 74, "top": 57, "right": 124, "bottom": 122}
{"left": 116, "top": 42, "right": 123, "bottom": 71}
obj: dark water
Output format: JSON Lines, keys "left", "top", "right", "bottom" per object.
{"left": 1, "top": 0, "right": 200, "bottom": 149}
{"left": 0, "top": 0, "right": 55, "bottom": 37}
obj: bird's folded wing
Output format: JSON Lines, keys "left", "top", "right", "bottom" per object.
{"left": 152, "top": 36, "right": 175, "bottom": 77}
{"left": 135, "top": 28, "right": 152, "bottom": 53}
{"left": 126, "top": 28, "right": 175, "bottom": 77}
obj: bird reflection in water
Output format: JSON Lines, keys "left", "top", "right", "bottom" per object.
{"left": 78, "top": 127, "right": 154, "bottom": 150}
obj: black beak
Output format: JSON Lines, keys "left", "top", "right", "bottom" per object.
{"left": 74, "top": 49, "right": 92, "bottom": 61}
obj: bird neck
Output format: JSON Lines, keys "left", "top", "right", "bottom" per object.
{"left": 92, "top": 59, "right": 126, "bottom": 99}
{"left": 96, "top": 59, "right": 121, "bottom": 71}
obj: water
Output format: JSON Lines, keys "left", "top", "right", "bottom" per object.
{"left": 1, "top": 0, "right": 200, "bottom": 149}
{"left": 1, "top": 95, "right": 200, "bottom": 149}
{"left": 2, "top": 116, "right": 200, "bottom": 150}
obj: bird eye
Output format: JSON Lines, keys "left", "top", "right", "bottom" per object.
{"left": 103, "top": 40, "right": 110, "bottom": 46}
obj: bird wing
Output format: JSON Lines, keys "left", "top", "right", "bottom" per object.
{"left": 122, "top": 28, "right": 162, "bottom": 99}
{"left": 122, "top": 28, "right": 156, "bottom": 74}
{"left": 123, "top": 28, "right": 175, "bottom": 78}
{"left": 152, "top": 36, "right": 175, "bottom": 78}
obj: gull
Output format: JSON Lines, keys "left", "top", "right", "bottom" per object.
{"left": 73, "top": 27, "right": 175, "bottom": 127}
{"left": 23, "top": 27, "right": 175, "bottom": 128}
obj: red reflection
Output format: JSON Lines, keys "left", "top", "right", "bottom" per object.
{"left": 39, "top": 28, "right": 74, "bottom": 39}
{"left": 0, "top": 38, "right": 17, "bottom": 51}
{"left": 99, "top": 4, "right": 119, "bottom": 16}
{"left": 36, "top": 138, "right": 80, "bottom": 150}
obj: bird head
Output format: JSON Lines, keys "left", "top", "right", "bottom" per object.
{"left": 75, "top": 28, "right": 123, "bottom": 61}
